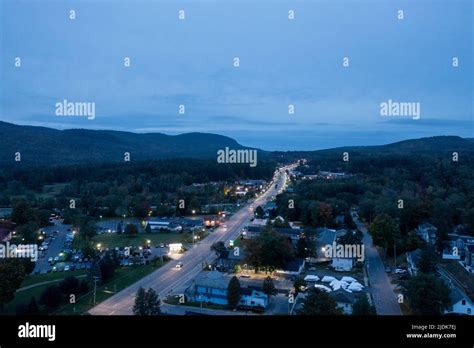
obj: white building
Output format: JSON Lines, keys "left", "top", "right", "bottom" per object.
{"left": 331, "top": 257, "right": 354, "bottom": 272}
{"left": 445, "top": 287, "right": 474, "bottom": 316}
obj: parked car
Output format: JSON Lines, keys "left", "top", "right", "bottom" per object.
{"left": 48, "top": 257, "right": 54, "bottom": 263}
{"left": 64, "top": 265, "right": 70, "bottom": 271}
{"left": 395, "top": 268, "right": 407, "bottom": 274}
{"left": 385, "top": 267, "right": 391, "bottom": 273}
{"left": 175, "top": 262, "right": 183, "bottom": 269}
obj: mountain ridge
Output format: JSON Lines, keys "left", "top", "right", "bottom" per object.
{"left": 0, "top": 121, "right": 472, "bottom": 166}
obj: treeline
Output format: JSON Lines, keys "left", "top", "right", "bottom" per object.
{"left": 276, "top": 152, "right": 474, "bottom": 253}
{"left": 0, "top": 158, "right": 276, "bottom": 219}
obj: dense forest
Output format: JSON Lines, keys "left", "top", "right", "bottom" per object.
{"left": 275, "top": 148, "right": 474, "bottom": 255}
{"left": 0, "top": 158, "right": 277, "bottom": 221}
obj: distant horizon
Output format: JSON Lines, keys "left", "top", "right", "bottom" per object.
{"left": 1, "top": 119, "right": 471, "bottom": 152}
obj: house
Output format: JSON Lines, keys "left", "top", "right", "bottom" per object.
{"left": 146, "top": 218, "right": 182, "bottom": 232}
{"left": 444, "top": 287, "right": 474, "bottom": 316}
{"left": 0, "top": 228, "right": 12, "bottom": 242}
{"left": 244, "top": 225, "right": 307, "bottom": 243}
{"left": 315, "top": 228, "right": 337, "bottom": 261}
{"left": 275, "top": 258, "right": 305, "bottom": 276}
{"left": 239, "top": 288, "right": 268, "bottom": 308}
{"left": 215, "top": 249, "right": 244, "bottom": 272}
{"left": 443, "top": 234, "right": 464, "bottom": 259}
{"left": 318, "top": 171, "right": 349, "bottom": 179}
{"left": 181, "top": 218, "right": 204, "bottom": 231}
{"left": 416, "top": 223, "right": 438, "bottom": 245}
{"left": 406, "top": 248, "right": 423, "bottom": 276}
{"left": 464, "top": 245, "right": 474, "bottom": 268}
{"left": 331, "top": 289, "right": 356, "bottom": 315}
{"left": 331, "top": 257, "right": 355, "bottom": 272}
{"left": 445, "top": 234, "right": 474, "bottom": 259}
{"left": 188, "top": 271, "right": 269, "bottom": 309}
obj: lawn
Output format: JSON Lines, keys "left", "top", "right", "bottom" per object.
{"left": 90, "top": 232, "right": 192, "bottom": 249}
{"left": 4, "top": 270, "right": 88, "bottom": 314}
{"left": 20, "top": 270, "right": 87, "bottom": 288}
{"left": 54, "top": 259, "right": 167, "bottom": 315}
{"left": 5, "top": 283, "right": 51, "bottom": 314}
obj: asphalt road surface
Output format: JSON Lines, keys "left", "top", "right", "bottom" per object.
{"left": 89, "top": 164, "right": 296, "bottom": 315}
{"left": 354, "top": 214, "right": 402, "bottom": 315}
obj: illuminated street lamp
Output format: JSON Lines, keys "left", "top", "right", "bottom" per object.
{"left": 192, "top": 210, "right": 196, "bottom": 215}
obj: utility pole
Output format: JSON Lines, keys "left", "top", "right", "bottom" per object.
{"left": 394, "top": 244, "right": 397, "bottom": 269}
{"left": 93, "top": 276, "right": 99, "bottom": 305}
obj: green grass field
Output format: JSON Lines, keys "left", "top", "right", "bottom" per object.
{"left": 4, "top": 270, "right": 88, "bottom": 314}
{"left": 54, "top": 259, "right": 167, "bottom": 315}
{"left": 20, "top": 270, "right": 87, "bottom": 288}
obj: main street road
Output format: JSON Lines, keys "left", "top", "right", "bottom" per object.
{"left": 354, "top": 214, "right": 402, "bottom": 315}
{"left": 89, "top": 164, "right": 296, "bottom": 315}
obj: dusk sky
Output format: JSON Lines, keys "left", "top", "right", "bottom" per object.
{"left": 1, "top": 0, "right": 472, "bottom": 150}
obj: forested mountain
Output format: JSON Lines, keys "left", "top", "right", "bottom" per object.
{"left": 0, "top": 121, "right": 260, "bottom": 166}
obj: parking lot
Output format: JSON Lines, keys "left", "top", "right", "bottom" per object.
{"left": 33, "top": 219, "right": 170, "bottom": 274}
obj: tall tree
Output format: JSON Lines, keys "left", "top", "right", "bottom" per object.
{"left": 133, "top": 287, "right": 147, "bottom": 315}
{"left": 417, "top": 247, "right": 437, "bottom": 274}
{"left": 403, "top": 274, "right": 450, "bottom": 315}
{"left": 133, "top": 287, "right": 161, "bottom": 315}
{"left": 210, "top": 241, "right": 227, "bottom": 257}
{"left": 254, "top": 206, "right": 265, "bottom": 218}
{"left": 244, "top": 229, "right": 293, "bottom": 273}
{"left": 144, "top": 288, "right": 161, "bottom": 315}
{"left": 352, "top": 295, "right": 376, "bottom": 315}
{"left": 0, "top": 259, "right": 26, "bottom": 311}
{"left": 39, "top": 285, "right": 63, "bottom": 309}
{"left": 124, "top": 223, "right": 139, "bottom": 236}
{"left": 262, "top": 276, "right": 277, "bottom": 298}
{"left": 227, "top": 276, "right": 241, "bottom": 309}
{"left": 298, "top": 288, "right": 341, "bottom": 315}
{"left": 369, "top": 214, "right": 400, "bottom": 255}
